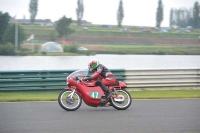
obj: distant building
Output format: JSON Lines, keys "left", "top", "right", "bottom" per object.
{"left": 102, "top": 25, "right": 113, "bottom": 28}
{"left": 72, "top": 20, "right": 92, "bottom": 25}
{"left": 9, "top": 18, "right": 52, "bottom": 25}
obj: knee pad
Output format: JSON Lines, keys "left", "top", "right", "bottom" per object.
{"left": 95, "top": 79, "right": 102, "bottom": 86}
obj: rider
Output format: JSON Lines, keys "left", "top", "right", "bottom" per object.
{"left": 83, "top": 59, "right": 116, "bottom": 99}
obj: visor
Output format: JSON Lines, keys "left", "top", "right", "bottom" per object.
{"left": 88, "top": 64, "right": 93, "bottom": 72}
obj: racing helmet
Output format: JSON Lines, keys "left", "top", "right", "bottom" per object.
{"left": 88, "top": 59, "right": 99, "bottom": 72}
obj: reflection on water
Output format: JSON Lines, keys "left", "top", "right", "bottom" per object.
{"left": 0, "top": 54, "right": 200, "bottom": 70}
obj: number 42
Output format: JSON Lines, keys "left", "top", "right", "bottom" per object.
{"left": 91, "top": 92, "right": 99, "bottom": 98}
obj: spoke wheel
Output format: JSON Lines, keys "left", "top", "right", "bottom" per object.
{"left": 110, "top": 89, "right": 132, "bottom": 110}
{"left": 58, "top": 90, "right": 82, "bottom": 111}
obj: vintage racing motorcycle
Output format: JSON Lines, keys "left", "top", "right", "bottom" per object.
{"left": 58, "top": 69, "right": 132, "bottom": 111}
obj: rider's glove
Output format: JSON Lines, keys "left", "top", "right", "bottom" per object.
{"left": 83, "top": 77, "right": 92, "bottom": 81}
{"left": 83, "top": 77, "right": 88, "bottom": 81}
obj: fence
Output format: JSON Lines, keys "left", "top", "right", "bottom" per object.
{"left": 124, "top": 68, "right": 200, "bottom": 90}
{"left": 0, "top": 68, "right": 199, "bottom": 91}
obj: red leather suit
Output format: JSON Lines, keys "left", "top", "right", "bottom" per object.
{"left": 90, "top": 64, "right": 116, "bottom": 86}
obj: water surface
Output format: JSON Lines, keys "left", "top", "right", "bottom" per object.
{"left": 0, "top": 54, "right": 200, "bottom": 70}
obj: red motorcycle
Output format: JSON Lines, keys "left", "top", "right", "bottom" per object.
{"left": 58, "top": 69, "right": 132, "bottom": 111}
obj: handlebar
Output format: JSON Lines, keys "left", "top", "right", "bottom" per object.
{"left": 73, "top": 76, "right": 85, "bottom": 82}
{"left": 73, "top": 76, "right": 91, "bottom": 82}
{"left": 73, "top": 77, "right": 78, "bottom": 81}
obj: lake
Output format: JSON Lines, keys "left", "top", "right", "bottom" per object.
{"left": 0, "top": 54, "right": 200, "bottom": 70}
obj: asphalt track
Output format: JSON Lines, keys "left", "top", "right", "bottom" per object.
{"left": 0, "top": 99, "right": 200, "bottom": 133}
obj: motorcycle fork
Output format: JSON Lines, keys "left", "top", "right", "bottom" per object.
{"left": 112, "top": 88, "right": 122, "bottom": 98}
{"left": 112, "top": 88, "right": 118, "bottom": 98}
{"left": 68, "top": 87, "right": 76, "bottom": 98}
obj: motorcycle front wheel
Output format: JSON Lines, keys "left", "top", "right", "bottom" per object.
{"left": 58, "top": 90, "right": 82, "bottom": 111}
{"left": 110, "top": 89, "right": 132, "bottom": 110}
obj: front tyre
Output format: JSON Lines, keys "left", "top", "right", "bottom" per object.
{"left": 110, "top": 89, "right": 132, "bottom": 110}
{"left": 58, "top": 90, "right": 82, "bottom": 111}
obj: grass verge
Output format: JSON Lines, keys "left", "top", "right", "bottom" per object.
{"left": 82, "top": 44, "right": 200, "bottom": 55}
{"left": 0, "top": 90, "right": 199, "bottom": 102}
{"left": 129, "top": 90, "right": 200, "bottom": 99}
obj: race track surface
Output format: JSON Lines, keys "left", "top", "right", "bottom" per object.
{"left": 0, "top": 99, "right": 200, "bottom": 133}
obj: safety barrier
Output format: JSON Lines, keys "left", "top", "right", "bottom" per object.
{"left": 123, "top": 68, "right": 200, "bottom": 90}
{"left": 0, "top": 68, "right": 199, "bottom": 91}
{"left": 0, "top": 69, "right": 124, "bottom": 91}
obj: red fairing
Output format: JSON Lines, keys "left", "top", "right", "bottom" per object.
{"left": 63, "top": 70, "right": 127, "bottom": 107}
{"left": 58, "top": 69, "right": 132, "bottom": 111}
{"left": 119, "top": 81, "right": 127, "bottom": 88}
{"left": 67, "top": 76, "right": 105, "bottom": 107}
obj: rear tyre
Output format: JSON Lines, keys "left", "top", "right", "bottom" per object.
{"left": 110, "top": 89, "right": 132, "bottom": 110}
{"left": 58, "top": 90, "right": 82, "bottom": 111}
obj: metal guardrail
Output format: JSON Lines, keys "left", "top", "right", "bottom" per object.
{"left": 0, "top": 69, "right": 125, "bottom": 91}
{"left": 124, "top": 68, "right": 200, "bottom": 90}
{"left": 0, "top": 68, "right": 199, "bottom": 91}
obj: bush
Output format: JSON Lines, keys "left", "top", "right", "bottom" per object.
{"left": 3, "top": 24, "right": 25, "bottom": 46}
{"left": 0, "top": 44, "right": 15, "bottom": 55}
{"left": 41, "top": 51, "right": 47, "bottom": 55}
{"left": 152, "top": 50, "right": 166, "bottom": 55}
{"left": 78, "top": 50, "right": 94, "bottom": 55}
{"left": 63, "top": 44, "right": 78, "bottom": 53}
{"left": 19, "top": 48, "right": 31, "bottom": 55}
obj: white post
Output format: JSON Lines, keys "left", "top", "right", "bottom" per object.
{"left": 32, "top": 40, "right": 35, "bottom": 54}
{"left": 15, "top": 18, "right": 18, "bottom": 51}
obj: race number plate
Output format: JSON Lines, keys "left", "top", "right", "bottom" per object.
{"left": 90, "top": 91, "right": 100, "bottom": 98}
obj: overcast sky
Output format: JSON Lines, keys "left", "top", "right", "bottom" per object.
{"left": 0, "top": 0, "right": 198, "bottom": 27}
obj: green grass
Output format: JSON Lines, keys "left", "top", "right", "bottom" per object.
{"left": 0, "top": 91, "right": 60, "bottom": 102}
{"left": 24, "top": 29, "right": 200, "bottom": 38}
{"left": 20, "top": 24, "right": 200, "bottom": 55}
{"left": 33, "top": 52, "right": 84, "bottom": 56}
{"left": 0, "top": 90, "right": 199, "bottom": 102}
{"left": 81, "top": 44, "right": 200, "bottom": 55}
{"left": 20, "top": 43, "right": 200, "bottom": 55}
{"left": 129, "top": 90, "right": 200, "bottom": 99}
{"left": 21, "top": 25, "right": 200, "bottom": 39}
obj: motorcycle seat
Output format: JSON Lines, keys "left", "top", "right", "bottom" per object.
{"left": 109, "top": 80, "right": 119, "bottom": 86}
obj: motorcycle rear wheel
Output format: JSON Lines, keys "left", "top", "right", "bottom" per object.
{"left": 110, "top": 89, "right": 132, "bottom": 110}
{"left": 58, "top": 90, "right": 82, "bottom": 111}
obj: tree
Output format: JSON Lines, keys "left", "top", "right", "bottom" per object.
{"left": 170, "top": 8, "right": 174, "bottom": 27}
{"left": 175, "top": 8, "right": 187, "bottom": 28}
{"left": 188, "top": 18, "right": 194, "bottom": 26}
{"left": 170, "top": 8, "right": 193, "bottom": 28}
{"left": 76, "top": 0, "right": 84, "bottom": 26}
{"left": 55, "top": 16, "right": 74, "bottom": 38}
{"left": 175, "top": 9, "right": 181, "bottom": 26}
{"left": 0, "top": 44, "right": 15, "bottom": 55}
{"left": 3, "top": 24, "right": 25, "bottom": 47}
{"left": 29, "top": 0, "right": 38, "bottom": 24}
{"left": 117, "top": 0, "right": 124, "bottom": 28}
{"left": 156, "top": 0, "right": 163, "bottom": 28}
{"left": 0, "top": 12, "right": 11, "bottom": 44}
{"left": 193, "top": 1, "right": 200, "bottom": 28}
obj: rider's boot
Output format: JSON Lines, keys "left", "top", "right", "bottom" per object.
{"left": 106, "top": 89, "right": 113, "bottom": 99}
{"left": 100, "top": 83, "right": 113, "bottom": 99}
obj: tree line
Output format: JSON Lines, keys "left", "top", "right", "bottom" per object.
{"left": 157, "top": 0, "right": 200, "bottom": 28}
{"left": 0, "top": 0, "right": 200, "bottom": 55}
{"left": 169, "top": 2, "right": 200, "bottom": 28}
{"left": 74, "top": 0, "right": 200, "bottom": 29}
